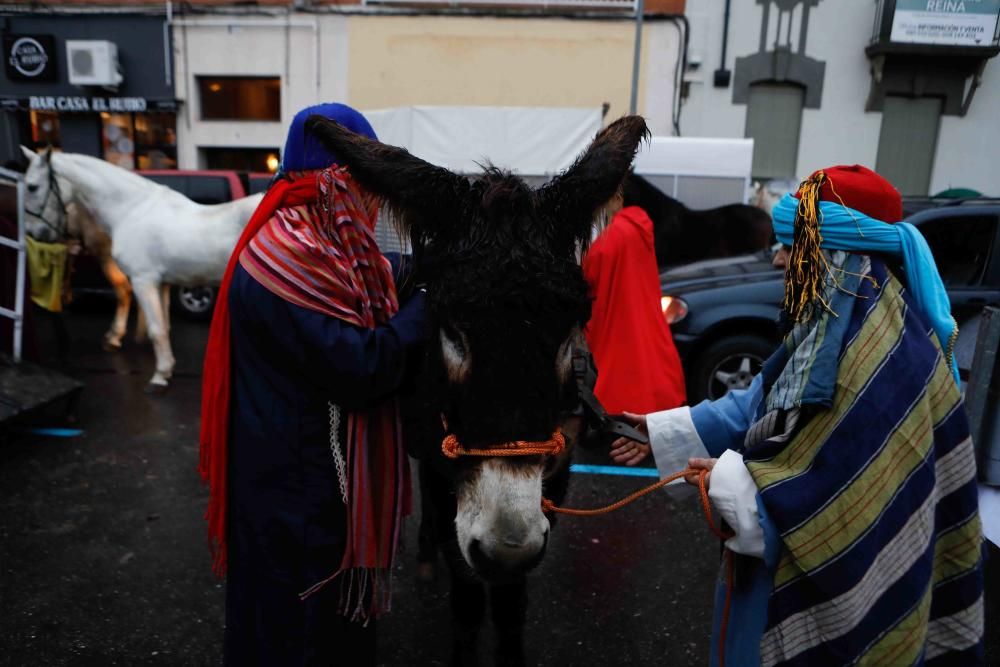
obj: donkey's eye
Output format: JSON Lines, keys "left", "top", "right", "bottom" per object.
{"left": 27, "top": 184, "right": 39, "bottom": 193}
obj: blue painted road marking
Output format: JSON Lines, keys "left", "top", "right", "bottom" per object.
{"left": 570, "top": 464, "right": 659, "bottom": 478}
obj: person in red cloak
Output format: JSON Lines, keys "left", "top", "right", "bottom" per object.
{"left": 582, "top": 177, "right": 686, "bottom": 463}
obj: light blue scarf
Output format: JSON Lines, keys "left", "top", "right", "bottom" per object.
{"left": 772, "top": 193, "right": 959, "bottom": 383}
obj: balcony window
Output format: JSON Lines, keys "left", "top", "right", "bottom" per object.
{"left": 198, "top": 76, "right": 281, "bottom": 121}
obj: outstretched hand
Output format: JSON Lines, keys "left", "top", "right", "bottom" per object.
{"left": 609, "top": 412, "right": 651, "bottom": 466}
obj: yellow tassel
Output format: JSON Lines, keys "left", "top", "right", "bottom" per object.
{"left": 783, "top": 171, "right": 834, "bottom": 323}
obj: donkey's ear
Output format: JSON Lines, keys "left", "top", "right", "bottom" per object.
{"left": 305, "top": 115, "right": 470, "bottom": 238}
{"left": 537, "top": 115, "right": 649, "bottom": 248}
{"left": 20, "top": 145, "right": 38, "bottom": 162}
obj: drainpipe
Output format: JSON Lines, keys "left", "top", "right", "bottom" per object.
{"left": 163, "top": 1, "right": 173, "bottom": 88}
{"left": 713, "top": 0, "right": 732, "bottom": 87}
{"left": 629, "top": 0, "right": 645, "bottom": 115}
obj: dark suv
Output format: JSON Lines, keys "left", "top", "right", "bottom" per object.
{"left": 662, "top": 204, "right": 1000, "bottom": 402}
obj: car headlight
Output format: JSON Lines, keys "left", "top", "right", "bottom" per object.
{"left": 660, "top": 295, "right": 689, "bottom": 325}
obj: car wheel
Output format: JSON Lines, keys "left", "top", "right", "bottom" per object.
{"left": 689, "top": 334, "right": 775, "bottom": 403}
{"left": 174, "top": 286, "right": 217, "bottom": 321}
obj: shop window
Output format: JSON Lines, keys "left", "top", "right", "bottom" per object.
{"left": 134, "top": 112, "right": 177, "bottom": 169}
{"left": 101, "top": 112, "right": 177, "bottom": 170}
{"left": 101, "top": 113, "right": 135, "bottom": 170}
{"left": 198, "top": 76, "right": 281, "bottom": 121}
{"left": 18, "top": 110, "right": 62, "bottom": 151}
{"left": 202, "top": 147, "right": 280, "bottom": 173}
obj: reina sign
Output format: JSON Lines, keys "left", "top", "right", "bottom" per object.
{"left": 891, "top": 0, "right": 1000, "bottom": 46}
{"left": 29, "top": 95, "right": 151, "bottom": 113}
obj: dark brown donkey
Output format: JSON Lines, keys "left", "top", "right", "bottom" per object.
{"left": 307, "top": 115, "right": 649, "bottom": 666}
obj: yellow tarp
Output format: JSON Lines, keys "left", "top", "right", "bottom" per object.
{"left": 25, "top": 236, "right": 68, "bottom": 313}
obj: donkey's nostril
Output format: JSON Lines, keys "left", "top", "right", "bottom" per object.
{"left": 469, "top": 538, "right": 484, "bottom": 561}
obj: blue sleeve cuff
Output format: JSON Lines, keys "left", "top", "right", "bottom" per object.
{"left": 689, "top": 374, "right": 765, "bottom": 457}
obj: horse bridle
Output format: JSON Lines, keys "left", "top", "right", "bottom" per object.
{"left": 26, "top": 157, "right": 70, "bottom": 240}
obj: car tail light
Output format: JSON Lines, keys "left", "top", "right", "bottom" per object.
{"left": 661, "top": 295, "right": 689, "bottom": 324}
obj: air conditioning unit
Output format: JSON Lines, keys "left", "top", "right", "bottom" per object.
{"left": 66, "top": 40, "right": 123, "bottom": 87}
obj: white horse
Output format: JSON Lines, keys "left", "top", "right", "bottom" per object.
{"left": 21, "top": 147, "right": 263, "bottom": 392}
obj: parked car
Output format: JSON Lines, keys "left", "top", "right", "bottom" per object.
{"left": 72, "top": 170, "right": 253, "bottom": 320}
{"left": 247, "top": 172, "right": 273, "bottom": 195}
{"left": 663, "top": 203, "right": 1000, "bottom": 402}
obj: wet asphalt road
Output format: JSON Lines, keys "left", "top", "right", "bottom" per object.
{"left": 0, "top": 306, "right": 718, "bottom": 666}
{"left": 1, "top": 305, "right": 997, "bottom": 666}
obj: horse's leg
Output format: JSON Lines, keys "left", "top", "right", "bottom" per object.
{"left": 101, "top": 258, "right": 131, "bottom": 351}
{"left": 490, "top": 578, "right": 528, "bottom": 667}
{"left": 134, "top": 306, "right": 148, "bottom": 344}
{"left": 132, "top": 279, "right": 175, "bottom": 393}
{"left": 160, "top": 284, "right": 171, "bottom": 336}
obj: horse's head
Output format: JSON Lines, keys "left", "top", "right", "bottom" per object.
{"left": 307, "top": 115, "right": 648, "bottom": 579}
{"left": 21, "top": 146, "right": 69, "bottom": 242}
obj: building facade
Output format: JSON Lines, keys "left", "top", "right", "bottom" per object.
{"left": 1, "top": 0, "right": 687, "bottom": 173}
{"left": 681, "top": 0, "right": 1000, "bottom": 196}
{"left": 171, "top": 9, "right": 686, "bottom": 171}
{"left": 0, "top": 11, "right": 179, "bottom": 170}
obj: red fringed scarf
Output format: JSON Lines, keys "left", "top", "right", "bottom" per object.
{"left": 199, "top": 167, "right": 410, "bottom": 620}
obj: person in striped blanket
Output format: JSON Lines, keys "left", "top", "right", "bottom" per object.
{"left": 613, "top": 165, "right": 984, "bottom": 666}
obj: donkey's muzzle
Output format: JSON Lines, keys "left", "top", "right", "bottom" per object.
{"left": 467, "top": 530, "right": 549, "bottom": 579}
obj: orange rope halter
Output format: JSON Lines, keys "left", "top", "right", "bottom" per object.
{"left": 440, "top": 430, "right": 566, "bottom": 459}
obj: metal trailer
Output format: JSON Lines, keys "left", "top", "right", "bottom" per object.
{"left": 0, "top": 166, "right": 26, "bottom": 363}
{"left": 0, "top": 167, "right": 83, "bottom": 426}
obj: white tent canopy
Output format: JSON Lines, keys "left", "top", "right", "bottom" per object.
{"left": 634, "top": 136, "right": 754, "bottom": 179}
{"left": 364, "top": 105, "right": 604, "bottom": 177}
{"left": 633, "top": 136, "right": 755, "bottom": 209}
{"left": 362, "top": 106, "right": 756, "bottom": 249}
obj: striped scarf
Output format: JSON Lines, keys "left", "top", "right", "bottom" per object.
{"left": 199, "top": 167, "right": 408, "bottom": 621}
{"left": 744, "top": 258, "right": 984, "bottom": 666}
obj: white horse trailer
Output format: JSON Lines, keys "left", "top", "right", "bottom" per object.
{"left": 632, "top": 136, "right": 755, "bottom": 209}
{"left": 365, "top": 106, "right": 604, "bottom": 253}
{"left": 363, "top": 107, "right": 757, "bottom": 251}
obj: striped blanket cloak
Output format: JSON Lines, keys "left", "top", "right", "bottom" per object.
{"left": 744, "top": 254, "right": 983, "bottom": 666}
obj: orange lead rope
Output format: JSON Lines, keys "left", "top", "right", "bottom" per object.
{"left": 441, "top": 433, "right": 735, "bottom": 667}
{"left": 543, "top": 468, "right": 735, "bottom": 667}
